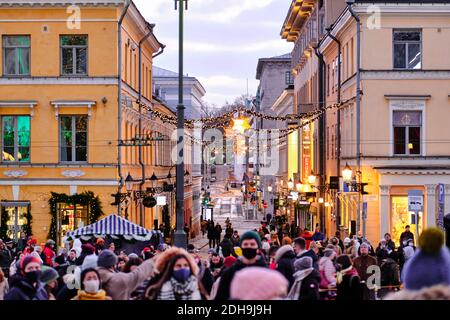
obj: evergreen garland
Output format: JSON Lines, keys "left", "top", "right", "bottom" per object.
{"left": 24, "top": 205, "right": 33, "bottom": 237}
{"left": 47, "top": 191, "right": 103, "bottom": 241}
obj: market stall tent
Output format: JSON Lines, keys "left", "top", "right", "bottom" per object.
{"left": 65, "top": 214, "right": 162, "bottom": 242}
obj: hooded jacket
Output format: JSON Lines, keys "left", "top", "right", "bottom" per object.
{"left": 274, "top": 245, "right": 296, "bottom": 289}
{"left": 4, "top": 274, "right": 48, "bottom": 300}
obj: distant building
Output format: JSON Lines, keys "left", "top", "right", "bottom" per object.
{"left": 152, "top": 66, "right": 206, "bottom": 237}
{"left": 254, "top": 53, "right": 293, "bottom": 211}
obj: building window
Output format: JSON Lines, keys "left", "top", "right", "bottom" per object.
{"left": 60, "top": 35, "right": 88, "bottom": 75}
{"left": 3, "top": 36, "right": 30, "bottom": 76}
{"left": 60, "top": 116, "right": 88, "bottom": 162}
{"left": 393, "top": 29, "right": 421, "bottom": 70}
{"left": 2, "top": 116, "right": 30, "bottom": 162}
{"left": 393, "top": 111, "right": 422, "bottom": 155}
{"left": 285, "top": 71, "right": 294, "bottom": 85}
{"left": 327, "top": 64, "right": 330, "bottom": 96}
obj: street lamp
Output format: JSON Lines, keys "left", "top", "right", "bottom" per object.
{"left": 296, "top": 180, "right": 303, "bottom": 192}
{"left": 342, "top": 163, "right": 353, "bottom": 183}
{"left": 125, "top": 173, "right": 134, "bottom": 192}
{"left": 318, "top": 197, "right": 325, "bottom": 204}
{"left": 174, "top": 0, "right": 188, "bottom": 249}
{"left": 287, "top": 179, "right": 294, "bottom": 190}
{"left": 308, "top": 171, "right": 317, "bottom": 185}
{"left": 267, "top": 185, "right": 273, "bottom": 193}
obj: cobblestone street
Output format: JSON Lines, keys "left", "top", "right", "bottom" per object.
{"left": 190, "top": 185, "right": 262, "bottom": 258}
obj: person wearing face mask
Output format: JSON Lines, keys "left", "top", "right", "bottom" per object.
{"left": 4, "top": 255, "right": 48, "bottom": 300}
{"left": 144, "top": 248, "right": 205, "bottom": 300}
{"left": 72, "top": 268, "right": 111, "bottom": 300}
{"left": 214, "top": 231, "right": 267, "bottom": 300}
{"left": 40, "top": 266, "right": 59, "bottom": 300}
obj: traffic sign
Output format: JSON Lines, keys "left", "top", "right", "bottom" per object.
{"left": 408, "top": 190, "right": 423, "bottom": 212}
{"left": 437, "top": 184, "right": 445, "bottom": 229}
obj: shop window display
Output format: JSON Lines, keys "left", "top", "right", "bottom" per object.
{"left": 391, "top": 196, "right": 422, "bottom": 246}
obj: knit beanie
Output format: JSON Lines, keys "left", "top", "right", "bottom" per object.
{"left": 20, "top": 255, "right": 42, "bottom": 271}
{"left": 323, "top": 248, "right": 335, "bottom": 258}
{"left": 230, "top": 267, "right": 288, "bottom": 300}
{"left": 294, "top": 256, "right": 313, "bottom": 272}
{"left": 240, "top": 231, "right": 262, "bottom": 248}
{"left": 81, "top": 243, "right": 96, "bottom": 255}
{"left": 403, "top": 228, "right": 450, "bottom": 290}
{"left": 223, "top": 256, "right": 237, "bottom": 268}
{"left": 40, "top": 266, "right": 59, "bottom": 285}
{"left": 97, "top": 249, "right": 118, "bottom": 268}
{"left": 81, "top": 254, "right": 98, "bottom": 271}
{"left": 360, "top": 242, "right": 370, "bottom": 250}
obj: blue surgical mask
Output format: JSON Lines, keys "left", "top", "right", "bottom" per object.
{"left": 173, "top": 268, "right": 191, "bottom": 283}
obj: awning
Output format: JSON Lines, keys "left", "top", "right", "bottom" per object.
{"left": 66, "top": 214, "right": 161, "bottom": 241}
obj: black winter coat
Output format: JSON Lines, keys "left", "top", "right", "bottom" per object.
{"left": 4, "top": 275, "right": 48, "bottom": 300}
{"left": 217, "top": 239, "right": 234, "bottom": 257}
{"left": 298, "top": 269, "right": 321, "bottom": 301}
{"left": 336, "top": 272, "right": 363, "bottom": 301}
{"left": 214, "top": 256, "right": 267, "bottom": 301}
{"left": 0, "top": 248, "right": 12, "bottom": 270}
{"left": 276, "top": 250, "right": 296, "bottom": 289}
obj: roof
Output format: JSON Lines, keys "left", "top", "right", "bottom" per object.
{"left": 0, "top": 0, "right": 123, "bottom": 6}
{"left": 256, "top": 53, "right": 292, "bottom": 79}
{"left": 153, "top": 66, "right": 181, "bottom": 78}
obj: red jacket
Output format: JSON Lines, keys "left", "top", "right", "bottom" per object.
{"left": 301, "top": 231, "right": 314, "bottom": 249}
{"left": 42, "top": 246, "right": 55, "bottom": 267}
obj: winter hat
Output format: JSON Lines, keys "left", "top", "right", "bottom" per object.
{"left": 240, "top": 231, "right": 262, "bottom": 248}
{"left": 81, "top": 254, "right": 98, "bottom": 271}
{"left": 208, "top": 248, "right": 217, "bottom": 255}
{"left": 97, "top": 249, "right": 118, "bottom": 268}
{"left": 336, "top": 254, "right": 353, "bottom": 270}
{"left": 274, "top": 245, "right": 294, "bottom": 263}
{"left": 34, "top": 246, "right": 42, "bottom": 253}
{"left": 20, "top": 255, "right": 42, "bottom": 271}
{"left": 81, "top": 243, "right": 96, "bottom": 255}
{"left": 224, "top": 256, "right": 237, "bottom": 268}
{"left": 96, "top": 238, "right": 105, "bottom": 245}
{"left": 294, "top": 256, "right": 313, "bottom": 272}
{"left": 40, "top": 266, "right": 59, "bottom": 285}
{"left": 323, "top": 248, "right": 336, "bottom": 258}
{"left": 230, "top": 267, "right": 288, "bottom": 300}
{"left": 157, "top": 243, "right": 167, "bottom": 252}
{"left": 29, "top": 251, "right": 43, "bottom": 263}
{"left": 403, "top": 228, "right": 450, "bottom": 291}
{"left": 403, "top": 246, "right": 415, "bottom": 260}
{"left": 128, "top": 253, "right": 139, "bottom": 259}
{"left": 344, "top": 238, "right": 351, "bottom": 246}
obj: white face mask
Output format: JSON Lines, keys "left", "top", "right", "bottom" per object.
{"left": 83, "top": 280, "right": 100, "bottom": 294}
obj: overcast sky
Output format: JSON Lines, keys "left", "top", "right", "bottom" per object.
{"left": 133, "top": 0, "right": 293, "bottom": 107}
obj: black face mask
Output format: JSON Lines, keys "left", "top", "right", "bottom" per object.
{"left": 241, "top": 248, "right": 258, "bottom": 260}
{"left": 25, "top": 270, "right": 41, "bottom": 283}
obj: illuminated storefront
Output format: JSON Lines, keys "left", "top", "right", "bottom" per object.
{"left": 391, "top": 196, "right": 423, "bottom": 246}
{"left": 57, "top": 203, "right": 89, "bottom": 244}
{"left": 1, "top": 202, "right": 30, "bottom": 241}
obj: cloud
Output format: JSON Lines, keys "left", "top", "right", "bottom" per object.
{"left": 133, "top": 0, "right": 276, "bottom": 23}
{"left": 163, "top": 38, "right": 291, "bottom": 54}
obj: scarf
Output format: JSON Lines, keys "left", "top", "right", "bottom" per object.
{"left": 287, "top": 268, "right": 314, "bottom": 300}
{"left": 157, "top": 276, "right": 199, "bottom": 300}
{"left": 77, "top": 290, "right": 108, "bottom": 300}
{"left": 336, "top": 266, "right": 355, "bottom": 285}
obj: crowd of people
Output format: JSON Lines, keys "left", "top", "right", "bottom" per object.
{"left": 1, "top": 222, "right": 450, "bottom": 301}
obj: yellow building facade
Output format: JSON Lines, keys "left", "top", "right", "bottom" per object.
{"left": 282, "top": 0, "right": 450, "bottom": 244}
{"left": 0, "top": 1, "right": 175, "bottom": 244}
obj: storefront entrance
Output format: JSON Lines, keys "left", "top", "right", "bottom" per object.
{"left": 391, "top": 196, "right": 423, "bottom": 246}
{"left": 57, "top": 203, "right": 89, "bottom": 245}
{"left": 1, "top": 202, "right": 30, "bottom": 241}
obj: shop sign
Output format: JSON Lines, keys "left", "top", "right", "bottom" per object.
{"left": 157, "top": 196, "right": 167, "bottom": 206}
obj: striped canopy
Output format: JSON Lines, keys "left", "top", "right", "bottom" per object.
{"left": 66, "top": 214, "right": 158, "bottom": 238}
